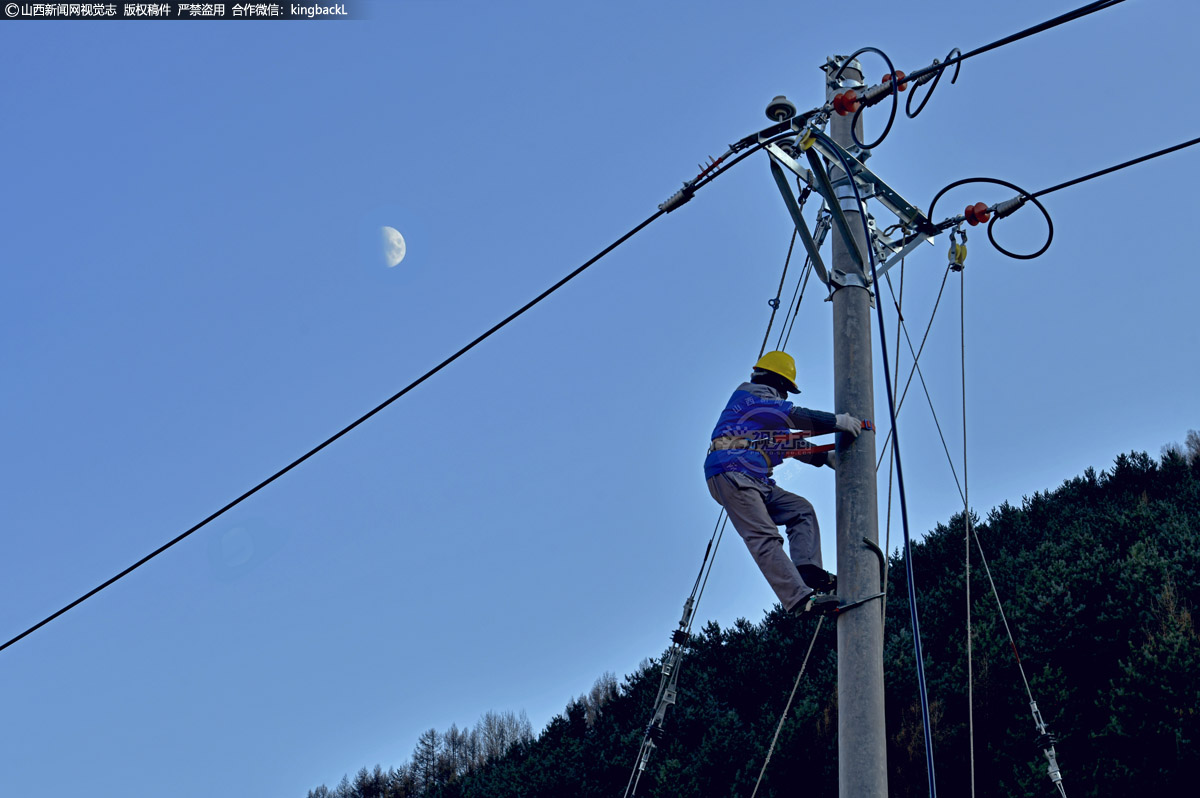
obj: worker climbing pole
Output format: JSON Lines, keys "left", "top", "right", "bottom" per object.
{"left": 620, "top": 5, "right": 1190, "bottom": 796}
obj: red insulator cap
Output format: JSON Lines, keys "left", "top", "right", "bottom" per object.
{"left": 965, "top": 202, "right": 991, "bottom": 226}
{"left": 833, "top": 90, "right": 860, "bottom": 116}
{"left": 882, "top": 71, "right": 908, "bottom": 91}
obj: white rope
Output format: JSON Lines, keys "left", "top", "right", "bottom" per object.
{"left": 748, "top": 616, "right": 826, "bottom": 798}
{"left": 961, "top": 266, "right": 976, "bottom": 798}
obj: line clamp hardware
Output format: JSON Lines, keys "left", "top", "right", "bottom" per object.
{"left": 993, "top": 194, "right": 1027, "bottom": 219}
{"left": 659, "top": 182, "right": 695, "bottom": 213}
{"left": 858, "top": 71, "right": 909, "bottom": 109}
{"left": 928, "top": 177, "right": 1052, "bottom": 260}
{"left": 1029, "top": 700, "right": 1067, "bottom": 794}
{"left": 658, "top": 152, "right": 733, "bottom": 214}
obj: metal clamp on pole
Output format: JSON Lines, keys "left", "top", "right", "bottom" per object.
{"left": 863, "top": 537, "right": 886, "bottom": 593}
{"left": 832, "top": 591, "right": 886, "bottom": 616}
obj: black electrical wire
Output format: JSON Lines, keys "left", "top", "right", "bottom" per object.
{"left": 2, "top": 202, "right": 689, "bottom": 655}
{"left": 906, "top": 0, "right": 1125, "bottom": 87}
{"left": 930, "top": 134, "right": 1200, "bottom": 262}
{"left": 906, "top": 48, "right": 960, "bottom": 119}
{"left": 833, "top": 46, "right": 900, "bottom": 150}
{"left": 928, "top": 177, "right": 1054, "bottom": 260}
{"left": 1032, "top": 134, "right": 1200, "bottom": 198}
{"left": 901, "top": 1, "right": 1124, "bottom": 117}
{"left": 938, "top": 0, "right": 1124, "bottom": 75}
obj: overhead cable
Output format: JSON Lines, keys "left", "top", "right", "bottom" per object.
{"left": 1032, "top": 134, "right": 1200, "bottom": 198}
{"left": 2, "top": 204, "right": 683, "bottom": 655}
{"left": 920, "top": 0, "right": 1126, "bottom": 79}
{"left": 900, "top": 0, "right": 1127, "bottom": 117}
{"left": 929, "top": 133, "right": 1200, "bottom": 260}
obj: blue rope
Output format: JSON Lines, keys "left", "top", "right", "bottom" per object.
{"left": 813, "top": 129, "right": 938, "bottom": 798}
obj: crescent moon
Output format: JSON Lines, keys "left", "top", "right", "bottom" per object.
{"left": 381, "top": 226, "right": 406, "bottom": 267}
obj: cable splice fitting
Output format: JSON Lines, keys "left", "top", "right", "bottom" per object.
{"left": 993, "top": 195, "right": 1027, "bottom": 219}
{"left": 857, "top": 83, "right": 893, "bottom": 108}
{"left": 909, "top": 65, "right": 939, "bottom": 87}
{"left": 857, "top": 71, "right": 908, "bottom": 109}
{"left": 659, "top": 183, "right": 695, "bottom": 213}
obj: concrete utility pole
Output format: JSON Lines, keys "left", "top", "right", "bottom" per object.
{"left": 825, "top": 56, "right": 889, "bottom": 798}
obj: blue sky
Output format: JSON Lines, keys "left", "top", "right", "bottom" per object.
{"left": 2, "top": 1, "right": 1197, "bottom": 796}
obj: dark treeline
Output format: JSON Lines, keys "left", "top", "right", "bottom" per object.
{"left": 308, "top": 438, "right": 1200, "bottom": 798}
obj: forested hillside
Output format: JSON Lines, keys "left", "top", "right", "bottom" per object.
{"left": 308, "top": 442, "right": 1200, "bottom": 798}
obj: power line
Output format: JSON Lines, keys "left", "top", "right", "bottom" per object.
{"left": 908, "top": 0, "right": 1126, "bottom": 83}
{"left": 1032, "top": 134, "right": 1200, "bottom": 198}
{"left": 1, "top": 207, "right": 671, "bottom": 656}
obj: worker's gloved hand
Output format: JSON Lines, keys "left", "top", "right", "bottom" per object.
{"left": 835, "top": 413, "right": 864, "bottom": 437}
{"left": 824, "top": 450, "right": 838, "bottom": 470}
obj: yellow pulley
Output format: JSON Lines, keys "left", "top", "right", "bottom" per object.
{"left": 948, "top": 233, "right": 967, "bottom": 271}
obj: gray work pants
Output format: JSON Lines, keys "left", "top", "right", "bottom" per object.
{"left": 707, "top": 471, "right": 822, "bottom": 612}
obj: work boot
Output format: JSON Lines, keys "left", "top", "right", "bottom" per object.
{"left": 790, "top": 591, "right": 842, "bottom": 617}
{"left": 797, "top": 564, "right": 837, "bottom": 594}
{"left": 790, "top": 590, "right": 817, "bottom": 616}
{"left": 805, "top": 594, "right": 841, "bottom": 616}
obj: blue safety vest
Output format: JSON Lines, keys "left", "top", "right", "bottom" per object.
{"left": 703, "top": 382, "right": 796, "bottom": 482}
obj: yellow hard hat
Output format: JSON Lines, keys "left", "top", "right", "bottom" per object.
{"left": 753, "top": 350, "right": 800, "bottom": 393}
